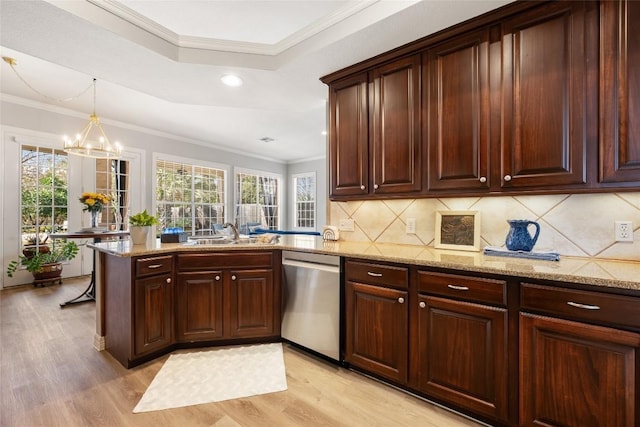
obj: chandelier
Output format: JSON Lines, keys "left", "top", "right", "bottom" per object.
{"left": 2, "top": 56, "right": 123, "bottom": 159}
{"left": 63, "top": 79, "right": 122, "bottom": 159}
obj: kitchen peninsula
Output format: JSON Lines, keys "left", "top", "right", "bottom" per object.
{"left": 91, "top": 236, "right": 640, "bottom": 427}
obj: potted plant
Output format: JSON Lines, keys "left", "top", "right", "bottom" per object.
{"left": 6, "top": 240, "right": 79, "bottom": 281}
{"left": 129, "top": 210, "right": 159, "bottom": 245}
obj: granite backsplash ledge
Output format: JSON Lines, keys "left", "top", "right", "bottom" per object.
{"left": 329, "top": 192, "right": 640, "bottom": 262}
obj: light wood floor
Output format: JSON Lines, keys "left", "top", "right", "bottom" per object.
{"left": 1, "top": 277, "right": 485, "bottom": 427}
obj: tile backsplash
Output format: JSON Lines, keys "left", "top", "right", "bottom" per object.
{"left": 329, "top": 192, "right": 640, "bottom": 261}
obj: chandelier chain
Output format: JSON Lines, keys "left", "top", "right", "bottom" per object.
{"left": 3, "top": 57, "right": 94, "bottom": 103}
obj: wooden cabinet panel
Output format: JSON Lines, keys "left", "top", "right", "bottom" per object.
{"left": 425, "top": 28, "right": 490, "bottom": 191}
{"left": 135, "top": 255, "right": 173, "bottom": 277}
{"left": 417, "top": 271, "right": 506, "bottom": 306}
{"left": 500, "top": 1, "right": 589, "bottom": 189}
{"left": 416, "top": 295, "right": 508, "bottom": 422}
{"left": 372, "top": 55, "right": 422, "bottom": 194}
{"left": 344, "top": 260, "right": 408, "bottom": 289}
{"left": 521, "top": 282, "right": 640, "bottom": 330}
{"left": 345, "top": 281, "right": 408, "bottom": 384}
{"left": 520, "top": 312, "right": 639, "bottom": 426}
{"left": 328, "top": 73, "right": 369, "bottom": 197}
{"left": 134, "top": 273, "right": 173, "bottom": 356}
{"left": 228, "top": 269, "right": 275, "bottom": 338}
{"left": 176, "top": 272, "right": 223, "bottom": 342}
{"left": 599, "top": 0, "right": 640, "bottom": 184}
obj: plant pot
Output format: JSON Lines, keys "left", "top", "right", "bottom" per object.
{"left": 130, "top": 226, "right": 150, "bottom": 245}
{"left": 32, "top": 262, "right": 63, "bottom": 280}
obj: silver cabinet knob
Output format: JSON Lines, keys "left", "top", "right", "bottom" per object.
{"left": 479, "top": 176, "right": 487, "bottom": 183}
{"left": 398, "top": 297, "right": 405, "bottom": 304}
{"left": 166, "top": 278, "right": 171, "bottom": 284}
{"left": 215, "top": 275, "right": 220, "bottom": 281}
{"left": 360, "top": 185, "right": 366, "bottom": 190}
{"left": 419, "top": 301, "right": 426, "bottom": 308}
{"left": 504, "top": 174, "right": 512, "bottom": 182}
{"left": 231, "top": 275, "right": 237, "bottom": 281}
{"left": 373, "top": 184, "right": 379, "bottom": 190}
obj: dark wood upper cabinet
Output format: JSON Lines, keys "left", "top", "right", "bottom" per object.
{"left": 499, "top": 1, "right": 590, "bottom": 189}
{"left": 371, "top": 55, "right": 422, "bottom": 195}
{"left": 324, "top": 0, "right": 639, "bottom": 199}
{"left": 599, "top": 0, "right": 640, "bottom": 185}
{"left": 328, "top": 73, "right": 369, "bottom": 197}
{"left": 425, "top": 28, "right": 491, "bottom": 192}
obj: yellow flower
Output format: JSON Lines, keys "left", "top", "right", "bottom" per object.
{"left": 85, "top": 199, "right": 96, "bottom": 206}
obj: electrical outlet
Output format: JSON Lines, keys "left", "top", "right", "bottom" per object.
{"left": 615, "top": 221, "right": 633, "bottom": 242}
{"left": 406, "top": 218, "right": 416, "bottom": 234}
{"left": 338, "top": 218, "right": 355, "bottom": 232}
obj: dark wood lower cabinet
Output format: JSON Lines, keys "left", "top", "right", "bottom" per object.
{"left": 134, "top": 273, "right": 173, "bottom": 356}
{"left": 176, "top": 271, "right": 223, "bottom": 341}
{"left": 228, "top": 269, "right": 275, "bottom": 338}
{"left": 416, "top": 295, "right": 509, "bottom": 423}
{"left": 345, "top": 281, "right": 408, "bottom": 384}
{"left": 520, "top": 313, "right": 640, "bottom": 427}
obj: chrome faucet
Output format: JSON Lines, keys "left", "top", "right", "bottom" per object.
{"left": 223, "top": 222, "right": 240, "bottom": 240}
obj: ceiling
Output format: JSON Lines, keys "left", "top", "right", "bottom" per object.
{"left": 0, "top": 0, "right": 512, "bottom": 163}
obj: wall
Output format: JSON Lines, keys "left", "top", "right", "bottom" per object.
{"left": 329, "top": 192, "right": 640, "bottom": 261}
{"left": 286, "top": 157, "right": 327, "bottom": 231}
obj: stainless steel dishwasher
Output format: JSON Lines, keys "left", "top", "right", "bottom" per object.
{"left": 281, "top": 250, "right": 341, "bottom": 362}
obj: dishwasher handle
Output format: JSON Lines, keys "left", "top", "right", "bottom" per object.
{"left": 282, "top": 259, "right": 340, "bottom": 274}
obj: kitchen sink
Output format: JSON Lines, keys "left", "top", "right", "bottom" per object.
{"left": 182, "top": 235, "right": 260, "bottom": 246}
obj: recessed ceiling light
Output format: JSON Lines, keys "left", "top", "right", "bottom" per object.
{"left": 221, "top": 74, "right": 243, "bottom": 87}
{"left": 260, "top": 137, "right": 274, "bottom": 143}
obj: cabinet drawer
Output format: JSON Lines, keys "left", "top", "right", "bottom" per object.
{"left": 345, "top": 260, "right": 408, "bottom": 289}
{"left": 177, "top": 252, "right": 273, "bottom": 271}
{"left": 418, "top": 271, "right": 506, "bottom": 306}
{"left": 135, "top": 255, "right": 173, "bottom": 277}
{"left": 521, "top": 283, "right": 640, "bottom": 330}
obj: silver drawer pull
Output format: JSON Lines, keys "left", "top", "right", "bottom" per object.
{"left": 397, "top": 297, "right": 405, "bottom": 304}
{"left": 567, "top": 301, "right": 601, "bottom": 310}
{"left": 419, "top": 301, "right": 426, "bottom": 309}
{"left": 147, "top": 264, "right": 163, "bottom": 269}
{"left": 367, "top": 271, "right": 383, "bottom": 277}
{"left": 447, "top": 285, "right": 469, "bottom": 291}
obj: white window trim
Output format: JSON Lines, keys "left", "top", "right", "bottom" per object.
{"left": 233, "top": 167, "right": 283, "bottom": 230}
{"left": 292, "top": 172, "right": 316, "bottom": 231}
{"left": 152, "top": 152, "right": 231, "bottom": 230}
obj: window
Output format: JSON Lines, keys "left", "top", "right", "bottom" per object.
{"left": 293, "top": 173, "right": 316, "bottom": 230}
{"left": 155, "top": 159, "right": 226, "bottom": 235}
{"left": 95, "top": 159, "right": 130, "bottom": 230}
{"left": 235, "top": 170, "right": 281, "bottom": 233}
{"left": 20, "top": 145, "right": 68, "bottom": 251}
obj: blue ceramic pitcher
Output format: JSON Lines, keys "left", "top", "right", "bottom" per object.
{"left": 505, "top": 219, "right": 540, "bottom": 251}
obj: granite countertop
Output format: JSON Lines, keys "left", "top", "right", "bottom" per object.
{"left": 89, "top": 235, "right": 640, "bottom": 293}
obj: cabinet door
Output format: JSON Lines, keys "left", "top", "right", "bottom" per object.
{"left": 425, "top": 29, "right": 490, "bottom": 192}
{"left": 134, "top": 273, "right": 173, "bottom": 356}
{"left": 227, "top": 269, "right": 275, "bottom": 338}
{"left": 416, "top": 295, "right": 508, "bottom": 422}
{"left": 500, "top": 1, "right": 589, "bottom": 189}
{"left": 372, "top": 55, "right": 422, "bottom": 194}
{"left": 520, "top": 313, "right": 639, "bottom": 427}
{"left": 328, "top": 73, "right": 369, "bottom": 197}
{"left": 176, "top": 272, "right": 223, "bottom": 342}
{"left": 345, "top": 281, "right": 408, "bottom": 384}
{"left": 599, "top": 0, "right": 640, "bottom": 184}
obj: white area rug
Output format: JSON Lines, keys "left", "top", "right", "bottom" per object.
{"left": 133, "top": 343, "right": 287, "bottom": 413}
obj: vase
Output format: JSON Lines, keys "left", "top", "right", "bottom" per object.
{"left": 90, "top": 210, "right": 100, "bottom": 229}
{"left": 505, "top": 219, "right": 540, "bottom": 252}
{"left": 130, "top": 226, "right": 149, "bottom": 245}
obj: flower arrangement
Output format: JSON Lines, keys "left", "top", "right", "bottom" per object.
{"left": 79, "top": 192, "right": 111, "bottom": 213}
